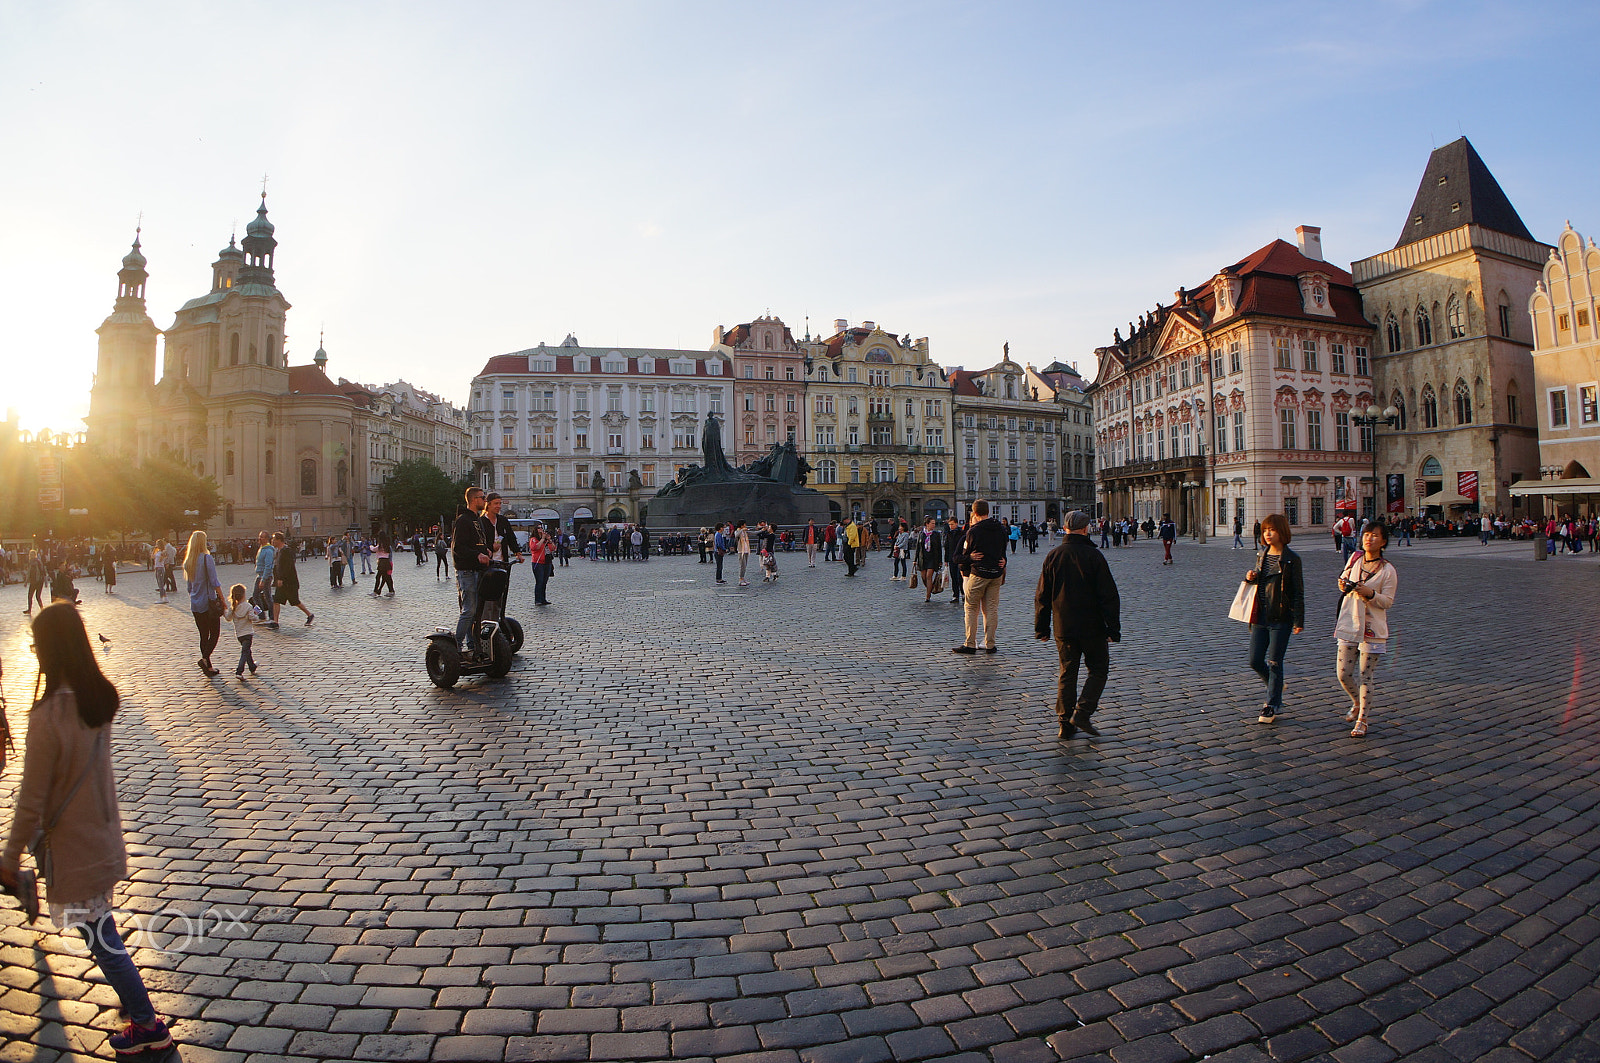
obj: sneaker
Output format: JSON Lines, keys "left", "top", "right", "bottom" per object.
{"left": 109, "top": 1018, "right": 172, "bottom": 1054}
{"left": 305, "top": 614, "right": 315, "bottom": 626}
{"left": 249, "top": 665, "right": 257, "bottom": 675}
{"left": 715, "top": 580, "right": 727, "bottom": 585}
{"left": 1257, "top": 710, "right": 1276, "bottom": 724}
{"left": 738, "top": 581, "right": 748, "bottom": 587}
{"left": 951, "top": 645, "right": 977, "bottom": 655}
{"left": 266, "top": 622, "right": 279, "bottom": 630}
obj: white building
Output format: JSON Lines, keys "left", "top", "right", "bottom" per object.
{"left": 468, "top": 335, "right": 732, "bottom": 527}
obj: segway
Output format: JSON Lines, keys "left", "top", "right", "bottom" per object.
{"left": 426, "top": 560, "right": 521, "bottom": 688}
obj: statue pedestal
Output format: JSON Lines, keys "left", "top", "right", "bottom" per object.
{"left": 648, "top": 480, "right": 832, "bottom": 531}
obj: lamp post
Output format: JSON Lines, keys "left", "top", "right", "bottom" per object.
{"left": 1351, "top": 404, "right": 1399, "bottom": 524}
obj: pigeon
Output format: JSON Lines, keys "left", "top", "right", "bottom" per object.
{"left": 97, "top": 634, "right": 110, "bottom": 644}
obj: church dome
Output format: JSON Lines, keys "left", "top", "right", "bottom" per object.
{"left": 121, "top": 236, "right": 146, "bottom": 270}
{"left": 246, "top": 199, "right": 275, "bottom": 237}
{"left": 218, "top": 235, "right": 243, "bottom": 259}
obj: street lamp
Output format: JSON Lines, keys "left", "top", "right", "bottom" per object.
{"left": 1351, "top": 404, "right": 1399, "bottom": 523}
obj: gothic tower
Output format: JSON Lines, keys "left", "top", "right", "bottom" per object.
{"left": 86, "top": 231, "right": 159, "bottom": 458}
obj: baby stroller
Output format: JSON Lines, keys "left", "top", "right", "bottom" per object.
{"left": 760, "top": 549, "right": 779, "bottom": 583}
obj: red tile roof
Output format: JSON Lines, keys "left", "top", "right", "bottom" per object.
{"left": 949, "top": 369, "right": 983, "bottom": 397}
{"left": 287, "top": 365, "right": 359, "bottom": 401}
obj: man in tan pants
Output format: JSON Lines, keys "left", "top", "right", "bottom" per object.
{"left": 952, "top": 499, "right": 1008, "bottom": 654}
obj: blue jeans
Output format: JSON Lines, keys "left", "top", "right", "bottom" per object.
{"left": 77, "top": 913, "right": 156, "bottom": 1025}
{"left": 455, "top": 569, "right": 482, "bottom": 649}
{"left": 533, "top": 562, "right": 550, "bottom": 605}
{"left": 1249, "top": 622, "right": 1294, "bottom": 713}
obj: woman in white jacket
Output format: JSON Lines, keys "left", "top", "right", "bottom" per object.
{"left": 1334, "top": 523, "right": 1398, "bottom": 736}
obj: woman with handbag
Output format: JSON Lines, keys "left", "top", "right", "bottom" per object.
{"left": 183, "top": 530, "right": 227, "bottom": 676}
{"left": 914, "top": 515, "right": 945, "bottom": 603}
{"left": 1243, "top": 513, "right": 1304, "bottom": 724}
{"left": 1335, "top": 523, "right": 1398, "bottom": 736}
{"left": 1, "top": 603, "right": 172, "bottom": 1055}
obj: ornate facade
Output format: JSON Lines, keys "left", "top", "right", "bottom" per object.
{"left": 949, "top": 352, "right": 1071, "bottom": 525}
{"left": 467, "top": 336, "right": 732, "bottom": 528}
{"left": 85, "top": 199, "right": 369, "bottom": 539}
{"left": 1035, "top": 360, "right": 1096, "bottom": 515}
{"left": 1090, "top": 229, "right": 1376, "bottom": 535}
{"left": 1352, "top": 138, "right": 1548, "bottom": 518}
{"left": 715, "top": 315, "right": 806, "bottom": 468}
{"left": 798, "top": 321, "right": 953, "bottom": 526}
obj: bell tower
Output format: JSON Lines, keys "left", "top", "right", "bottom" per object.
{"left": 87, "top": 230, "right": 160, "bottom": 457}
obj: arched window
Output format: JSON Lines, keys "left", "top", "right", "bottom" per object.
{"left": 230, "top": 333, "right": 240, "bottom": 365}
{"left": 927, "top": 460, "right": 945, "bottom": 484}
{"left": 849, "top": 460, "right": 860, "bottom": 484}
{"left": 301, "top": 458, "right": 317, "bottom": 496}
{"left": 266, "top": 334, "right": 277, "bottom": 366}
{"left": 1386, "top": 314, "right": 1402, "bottom": 353}
{"left": 874, "top": 460, "right": 895, "bottom": 483}
{"left": 1497, "top": 290, "right": 1513, "bottom": 338}
{"left": 1421, "top": 385, "right": 1438, "bottom": 429}
{"left": 225, "top": 450, "right": 234, "bottom": 476}
{"left": 1391, "top": 391, "right": 1407, "bottom": 430}
{"left": 1446, "top": 296, "right": 1464, "bottom": 339}
{"left": 1415, "top": 305, "right": 1433, "bottom": 347}
{"left": 1454, "top": 380, "right": 1472, "bottom": 425}
{"left": 265, "top": 449, "right": 274, "bottom": 474}
{"left": 815, "top": 459, "right": 837, "bottom": 485}
{"left": 1505, "top": 380, "right": 1521, "bottom": 424}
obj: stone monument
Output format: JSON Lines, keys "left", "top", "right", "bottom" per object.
{"left": 648, "top": 415, "right": 833, "bottom": 529}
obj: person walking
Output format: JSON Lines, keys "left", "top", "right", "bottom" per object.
{"left": 1335, "top": 523, "right": 1398, "bottom": 737}
{"left": 735, "top": 520, "right": 752, "bottom": 587}
{"left": 183, "top": 530, "right": 226, "bottom": 676}
{"left": 713, "top": 522, "right": 729, "bottom": 585}
{"left": 1035, "top": 511, "right": 1121, "bottom": 739}
{"left": 1159, "top": 514, "right": 1177, "bottom": 565}
{"left": 891, "top": 521, "right": 912, "bottom": 582}
{"left": 1233, "top": 516, "right": 1245, "bottom": 550}
{"left": 843, "top": 518, "right": 861, "bottom": 577}
{"left": 913, "top": 516, "right": 944, "bottom": 603}
{"left": 151, "top": 540, "right": 168, "bottom": 605}
{"left": 251, "top": 531, "right": 276, "bottom": 617}
{"left": 1243, "top": 513, "right": 1304, "bottom": 724}
{"left": 161, "top": 539, "right": 178, "bottom": 595}
{"left": 271, "top": 531, "right": 314, "bottom": 628}
{"left": 101, "top": 553, "right": 116, "bottom": 595}
{"left": 1, "top": 604, "right": 173, "bottom": 1055}
{"left": 226, "top": 583, "right": 258, "bottom": 678}
{"left": 372, "top": 534, "right": 394, "bottom": 597}
{"left": 435, "top": 534, "right": 450, "bottom": 579}
{"left": 344, "top": 534, "right": 358, "bottom": 584}
{"left": 944, "top": 516, "right": 966, "bottom": 604}
{"left": 953, "top": 499, "right": 1008, "bottom": 654}
{"left": 24, "top": 551, "right": 46, "bottom": 614}
{"left": 1251, "top": 519, "right": 1262, "bottom": 552}
{"left": 823, "top": 521, "right": 837, "bottom": 562}
{"left": 326, "top": 537, "right": 343, "bottom": 588}
{"left": 805, "top": 520, "right": 818, "bottom": 567}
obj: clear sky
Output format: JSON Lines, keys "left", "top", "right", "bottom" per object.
{"left": 4, "top": 1, "right": 1597, "bottom": 434}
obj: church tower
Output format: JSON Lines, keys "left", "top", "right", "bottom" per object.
{"left": 86, "top": 231, "right": 159, "bottom": 457}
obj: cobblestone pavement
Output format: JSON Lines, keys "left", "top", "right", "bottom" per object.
{"left": 0, "top": 535, "right": 1597, "bottom": 1063}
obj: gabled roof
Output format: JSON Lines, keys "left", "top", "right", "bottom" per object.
{"left": 1395, "top": 137, "right": 1534, "bottom": 248}
{"left": 949, "top": 369, "right": 983, "bottom": 397}
{"left": 288, "top": 364, "right": 358, "bottom": 401}
{"left": 820, "top": 326, "right": 899, "bottom": 358}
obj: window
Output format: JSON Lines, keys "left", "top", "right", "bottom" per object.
{"left": 1212, "top": 350, "right": 1223, "bottom": 378}
{"left": 847, "top": 425, "right": 859, "bottom": 445}
{"left": 608, "top": 433, "right": 623, "bottom": 452}
{"left": 765, "top": 394, "right": 776, "bottom": 412}
{"left": 706, "top": 361, "right": 722, "bottom": 376}
{"left": 265, "top": 450, "right": 273, "bottom": 474}
{"left": 1193, "top": 355, "right": 1203, "bottom": 384}
{"left": 1550, "top": 388, "right": 1569, "bottom": 428}
{"left": 640, "top": 433, "right": 654, "bottom": 450}
{"left": 766, "top": 425, "right": 777, "bottom": 444}
{"left": 926, "top": 427, "right": 943, "bottom": 448}
{"left": 574, "top": 464, "right": 589, "bottom": 487}
{"left": 1215, "top": 413, "right": 1228, "bottom": 455}
{"left": 1335, "top": 411, "right": 1351, "bottom": 451}
{"left": 1447, "top": 296, "right": 1465, "bottom": 339}
{"left": 1560, "top": 313, "right": 1571, "bottom": 332}
{"left": 989, "top": 440, "right": 999, "bottom": 461}
{"left": 927, "top": 461, "right": 945, "bottom": 484}
{"left": 1181, "top": 422, "right": 1192, "bottom": 456}
{"left": 785, "top": 365, "right": 795, "bottom": 381}
{"left": 848, "top": 397, "right": 859, "bottom": 416}
{"left": 1229, "top": 342, "right": 1241, "bottom": 374}
{"left": 816, "top": 459, "right": 837, "bottom": 484}
{"left": 1275, "top": 339, "right": 1292, "bottom": 369}
{"left": 1355, "top": 347, "right": 1369, "bottom": 375}
{"left": 1284, "top": 497, "right": 1299, "bottom": 526}
{"left": 786, "top": 395, "right": 796, "bottom": 413}
{"left": 709, "top": 395, "right": 723, "bottom": 414}
{"left": 607, "top": 390, "right": 622, "bottom": 412}
{"left": 1453, "top": 381, "right": 1472, "bottom": 425}
{"left": 300, "top": 459, "right": 316, "bottom": 496}
{"left": 1168, "top": 365, "right": 1178, "bottom": 392}
{"left": 1360, "top": 422, "right": 1374, "bottom": 453}
{"left": 1421, "top": 386, "right": 1439, "bottom": 429}
{"left": 639, "top": 391, "right": 654, "bottom": 413}
{"left": 765, "top": 365, "right": 775, "bottom": 380}
{"left": 1025, "top": 441, "right": 1036, "bottom": 460}
{"left": 673, "top": 429, "right": 695, "bottom": 449}
{"left": 905, "top": 399, "right": 914, "bottom": 418}
{"left": 1007, "top": 441, "right": 1018, "bottom": 461}
{"left": 875, "top": 460, "right": 895, "bottom": 483}
{"left": 1303, "top": 340, "right": 1318, "bottom": 371}
{"left": 640, "top": 464, "right": 655, "bottom": 488}
{"left": 1311, "top": 497, "right": 1325, "bottom": 525}
{"left": 989, "top": 472, "right": 999, "bottom": 491}
{"left": 637, "top": 358, "right": 653, "bottom": 374}
{"left": 871, "top": 424, "right": 892, "bottom": 446}
{"left": 1581, "top": 385, "right": 1598, "bottom": 425}
{"left": 1387, "top": 315, "right": 1402, "bottom": 353}
{"left": 574, "top": 391, "right": 588, "bottom": 412}
{"left": 502, "top": 428, "right": 516, "bottom": 450}
{"left": 671, "top": 360, "right": 695, "bottom": 375}
{"left": 1416, "top": 306, "right": 1433, "bottom": 347}
{"left": 1279, "top": 409, "right": 1296, "bottom": 450}
{"left": 501, "top": 389, "right": 515, "bottom": 411}
{"left": 850, "top": 461, "right": 860, "bottom": 483}
{"left": 1498, "top": 299, "right": 1513, "bottom": 338}
{"left": 1233, "top": 411, "right": 1245, "bottom": 451}
{"left": 847, "top": 367, "right": 857, "bottom": 383}
{"left": 1179, "top": 361, "right": 1190, "bottom": 388}
{"left": 815, "top": 395, "right": 834, "bottom": 415}
{"left": 574, "top": 431, "right": 588, "bottom": 449}
{"left": 1305, "top": 410, "right": 1322, "bottom": 451}
{"left": 1155, "top": 428, "right": 1165, "bottom": 459}
{"left": 608, "top": 463, "right": 624, "bottom": 489}
{"left": 502, "top": 465, "right": 518, "bottom": 491}
{"left": 225, "top": 450, "right": 234, "bottom": 475}
{"left": 868, "top": 369, "right": 889, "bottom": 387}
{"left": 603, "top": 358, "right": 625, "bottom": 373}
{"left": 964, "top": 413, "right": 975, "bottom": 428}
{"left": 966, "top": 439, "right": 976, "bottom": 460}
{"left": 1506, "top": 392, "right": 1519, "bottom": 425}
{"left": 925, "top": 399, "right": 943, "bottom": 418}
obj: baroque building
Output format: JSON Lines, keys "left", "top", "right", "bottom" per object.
{"left": 1035, "top": 360, "right": 1096, "bottom": 516}
{"left": 714, "top": 315, "right": 806, "bottom": 468}
{"left": 348, "top": 378, "right": 469, "bottom": 526}
{"left": 798, "top": 320, "right": 953, "bottom": 527}
{"left": 1090, "top": 228, "right": 1376, "bottom": 535}
{"left": 1352, "top": 138, "right": 1549, "bottom": 518}
{"left": 949, "top": 350, "right": 1071, "bottom": 526}
{"left": 468, "top": 336, "right": 732, "bottom": 529}
{"left": 1516, "top": 223, "right": 1600, "bottom": 515}
{"left": 85, "top": 199, "right": 369, "bottom": 539}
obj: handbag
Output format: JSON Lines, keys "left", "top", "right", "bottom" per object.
{"left": 1228, "top": 580, "right": 1257, "bottom": 624}
{"left": 908, "top": 571, "right": 918, "bottom": 588}
{"left": 933, "top": 570, "right": 944, "bottom": 593}
{"left": 29, "top": 730, "right": 105, "bottom": 887}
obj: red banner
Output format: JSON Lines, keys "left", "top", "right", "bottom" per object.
{"left": 1458, "top": 471, "right": 1479, "bottom": 502}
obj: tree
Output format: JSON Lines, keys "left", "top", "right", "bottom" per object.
{"left": 379, "top": 458, "right": 463, "bottom": 534}
{"left": 125, "top": 456, "right": 222, "bottom": 538}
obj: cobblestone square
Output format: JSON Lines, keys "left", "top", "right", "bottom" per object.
{"left": 0, "top": 537, "right": 1596, "bottom": 1062}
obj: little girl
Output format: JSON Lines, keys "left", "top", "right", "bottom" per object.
{"left": 226, "top": 584, "right": 258, "bottom": 679}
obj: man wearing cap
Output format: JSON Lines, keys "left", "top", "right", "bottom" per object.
{"left": 1035, "top": 510, "right": 1121, "bottom": 740}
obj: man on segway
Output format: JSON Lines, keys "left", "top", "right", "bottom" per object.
{"left": 452, "top": 487, "right": 493, "bottom": 656}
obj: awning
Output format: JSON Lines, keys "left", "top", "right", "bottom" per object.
{"left": 1509, "top": 477, "right": 1600, "bottom": 497}
{"left": 1422, "top": 491, "right": 1477, "bottom": 508}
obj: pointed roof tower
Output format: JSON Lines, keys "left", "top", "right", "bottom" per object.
{"left": 239, "top": 193, "right": 279, "bottom": 288}
{"left": 1395, "top": 138, "right": 1535, "bottom": 249}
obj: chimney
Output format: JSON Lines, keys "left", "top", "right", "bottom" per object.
{"left": 712, "top": 325, "right": 724, "bottom": 346}
{"left": 834, "top": 318, "right": 849, "bottom": 333}
{"left": 861, "top": 320, "right": 876, "bottom": 331}
{"left": 1296, "top": 225, "right": 1323, "bottom": 262}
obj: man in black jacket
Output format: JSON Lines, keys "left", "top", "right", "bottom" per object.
{"left": 452, "top": 488, "right": 493, "bottom": 652}
{"left": 953, "top": 499, "right": 1009, "bottom": 654}
{"left": 943, "top": 516, "right": 966, "bottom": 604}
{"left": 1035, "top": 510, "right": 1121, "bottom": 740}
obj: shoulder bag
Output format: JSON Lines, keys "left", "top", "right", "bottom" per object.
{"left": 29, "top": 729, "right": 106, "bottom": 885}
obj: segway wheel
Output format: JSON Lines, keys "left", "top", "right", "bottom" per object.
{"left": 426, "top": 642, "right": 462, "bottom": 689}
{"left": 486, "top": 632, "right": 513, "bottom": 678}
{"left": 502, "top": 617, "right": 524, "bottom": 655}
